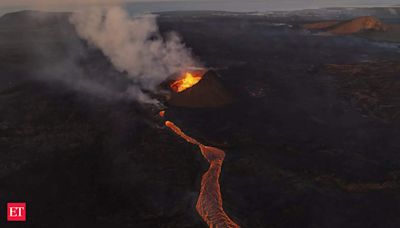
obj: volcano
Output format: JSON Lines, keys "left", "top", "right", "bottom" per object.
{"left": 303, "top": 16, "right": 388, "bottom": 35}
{"left": 168, "top": 70, "right": 234, "bottom": 108}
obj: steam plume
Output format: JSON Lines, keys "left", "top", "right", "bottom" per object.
{"left": 70, "top": 7, "right": 199, "bottom": 103}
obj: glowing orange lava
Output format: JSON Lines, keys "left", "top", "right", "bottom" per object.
{"left": 170, "top": 72, "right": 202, "bottom": 92}
{"left": 159, "top": 111, "right": 165, "bottom": 118}
{"left": 165, "top": 121, "right": 200, "bottom": 145}
{"left": 164, "top": 120, "right": 239, "bottom": 228}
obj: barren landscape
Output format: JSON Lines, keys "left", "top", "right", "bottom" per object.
{"left": 1, "top": 7, "right": 400, "bottom": 228}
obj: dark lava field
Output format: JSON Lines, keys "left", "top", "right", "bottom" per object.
{"left": 1, "top": 10, "right": 400, "bottom": 228}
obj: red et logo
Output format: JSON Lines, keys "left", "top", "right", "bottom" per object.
{"left": 7, "top": 202, "right": 26, "bottom": 221}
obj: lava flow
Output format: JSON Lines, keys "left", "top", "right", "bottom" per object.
{"left": 170, "top": 72, "right": 202, "bottom": 92}
{"left": 163, "top": 117, "right": 239, "bottom": 228}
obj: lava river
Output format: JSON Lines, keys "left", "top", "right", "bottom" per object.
{"left": 163, "top": 118, "right": 239, "bottom": 228}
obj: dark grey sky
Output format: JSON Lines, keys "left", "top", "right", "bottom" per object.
{"left": 126, "top": 0, "right": 399, "bottom": 12}
{"left": 0, "top": 0, "right": 398, "bottom": 15}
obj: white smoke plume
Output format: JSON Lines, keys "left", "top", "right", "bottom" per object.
{"left": 70, "top": 7, "right": 199, "bottom": 103}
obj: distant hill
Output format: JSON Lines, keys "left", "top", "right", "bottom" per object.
{"left": 302, "top": 16, "right": 389, "bottom": 35}
{"left": 0, "top": 10, "right": 70, "bottom": 28}
{"left": 283, "top": 7, "right": 400, "bottom": 21}
{"left": 328, "top": 16, "right": 388, "bottom": 34}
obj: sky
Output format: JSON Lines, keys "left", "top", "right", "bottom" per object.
{"left": 0, "top": 0, "right": 399, "bottom": 15}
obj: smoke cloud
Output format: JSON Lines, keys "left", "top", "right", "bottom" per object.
{"left": 70, "top": 7, "right": 199, "bottom": 104}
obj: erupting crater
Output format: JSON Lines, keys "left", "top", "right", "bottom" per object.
{"left": 167, "top": 70, "right": 234, "bottom": 108}
{"left": 171, "top": 71, "right": 203, "bottom": 92}
{"left": 162, "top": 115, "right": 239, "bottom": 228}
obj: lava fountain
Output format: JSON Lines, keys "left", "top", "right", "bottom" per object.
{"left": 163, "top": 117, "right": 239, "bottom": 228}
{"left": 170, "top": 72, "right": 203, "bottom": 92}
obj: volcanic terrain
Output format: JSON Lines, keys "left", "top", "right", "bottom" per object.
{"left": 1, "top": 8, "right": 400, "bottom": 228}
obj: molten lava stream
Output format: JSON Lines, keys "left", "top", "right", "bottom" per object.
{"left": 164, "top": 120, "right": 239, "bottom": 228}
